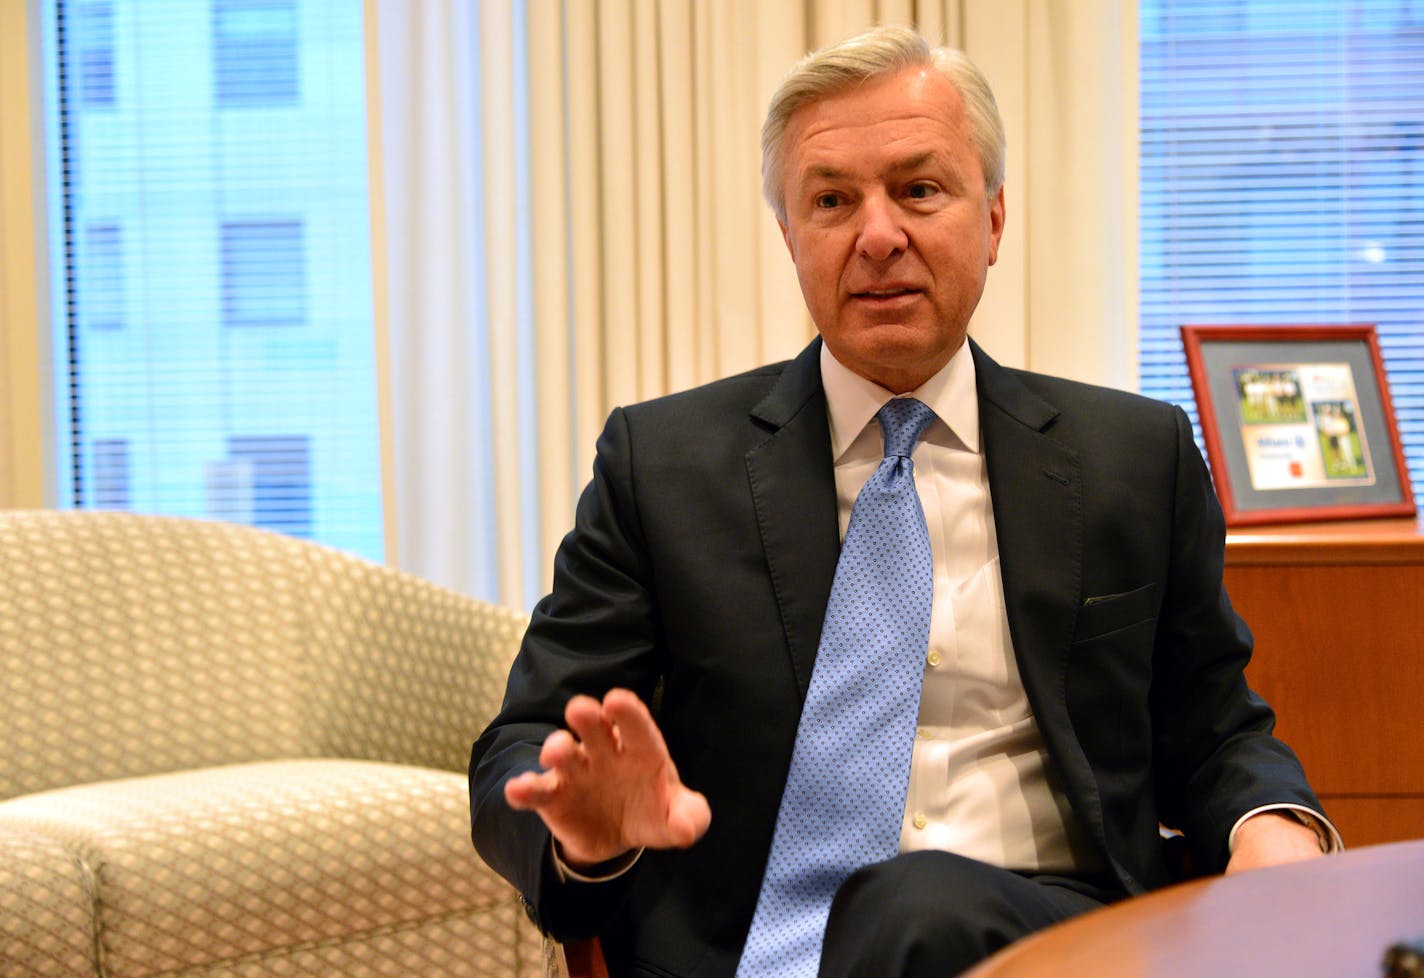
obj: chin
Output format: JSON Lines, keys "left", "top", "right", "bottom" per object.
{"left": 856, "top": 325, "right": 956, "bottom": 358}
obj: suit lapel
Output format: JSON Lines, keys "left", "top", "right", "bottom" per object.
{"left": 745, "top": 339, "right": 840, "bottom": 701}
{"left": 972, "top": 341, "right": 1111, "bottom": 857}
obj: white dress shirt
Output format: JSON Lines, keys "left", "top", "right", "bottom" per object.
{"left": 821, "top": 342, "right": 1101, "bottom": 872}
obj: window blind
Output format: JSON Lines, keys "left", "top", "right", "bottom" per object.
{"left": 48, "top": 0, "right": 383, "bottom": 559}
{"left": 1140, "top": 0, "right": 1424, "bottom": 505}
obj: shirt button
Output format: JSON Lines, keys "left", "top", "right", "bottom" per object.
{"left": 912, "top": 812, "right": 928, "bottom": 830}
{"left": 926, "top": 649, "right": 943, "bottom": 668}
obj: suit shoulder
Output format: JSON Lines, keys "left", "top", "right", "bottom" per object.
{"left": 619, "top": 359, "right": 795, "bottom": 423}
{"left": 1009, "top": 367, "right": 1181, "bottom": 423}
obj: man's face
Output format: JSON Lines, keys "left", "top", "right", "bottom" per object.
{"left": 777, "top": 67, "right": 1005, "bottom": 393}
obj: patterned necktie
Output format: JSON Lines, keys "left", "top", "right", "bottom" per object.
{"left": 736, "top": 397, "right": 937, "bottom": 978}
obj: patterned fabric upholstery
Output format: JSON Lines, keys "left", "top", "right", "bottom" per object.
{"left": 0, "top": 510, "right": 543, "bottom": 977}
{"left": 0, "top": 828, "right": 95, "bottom": 977}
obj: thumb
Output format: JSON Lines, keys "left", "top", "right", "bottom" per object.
{"left": 664, "top": 787, "right": 712, "bottom": 849}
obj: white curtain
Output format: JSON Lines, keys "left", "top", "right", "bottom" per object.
{"left": 368, "top": 0, "right": 1137, "bottom": 609}
{"left": 0, "top": 0, "right": 49, "bottom": 510}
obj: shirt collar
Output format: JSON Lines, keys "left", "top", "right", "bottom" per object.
{"left": 820, "top": 340, "right": 981, "bottom": 462}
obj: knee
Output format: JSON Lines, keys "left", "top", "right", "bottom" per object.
{"left": 820, "top": 852, "right": 1052, "bottom": 978}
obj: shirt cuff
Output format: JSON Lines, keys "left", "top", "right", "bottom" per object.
{"left": 1228, "top": 804, "right": 1344, "bottom": 855}
{"left": 548, "top": 839, "right": 643, "bottom": 884}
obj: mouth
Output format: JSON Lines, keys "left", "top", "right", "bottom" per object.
{"left": 850, "top": 287, "right": 923, "bottom": 305}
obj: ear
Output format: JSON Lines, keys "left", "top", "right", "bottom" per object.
{"left": 778, "top": 218, "right": 796, "bottom": 260}
{"left": 986, "top": 186, "right": 1006, "bottom": 266}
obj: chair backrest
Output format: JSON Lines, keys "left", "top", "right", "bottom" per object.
{"left": 1, "top": 509, "right": 526, "bottom": 800}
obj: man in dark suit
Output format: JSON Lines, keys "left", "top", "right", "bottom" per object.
{"left": 470, "top": 25, "right": 1336, "bottom": 978}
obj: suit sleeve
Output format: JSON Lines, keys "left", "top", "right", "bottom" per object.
{"left": 1149, "top": 405, "right": 1325, "bottom": 871}
{"left": 469, "top": 407, "right": 663, "bottom": 940}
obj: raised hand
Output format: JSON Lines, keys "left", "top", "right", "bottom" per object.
{"left": 504, "top": 687, "right": 712, "bottom": 870}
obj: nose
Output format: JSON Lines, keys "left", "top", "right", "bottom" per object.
{"left": 856, "top": 193, "right": 907, "bottom": 262}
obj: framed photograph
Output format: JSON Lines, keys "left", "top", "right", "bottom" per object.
{"left": 1180, "top": 324, "right": 1416, "bottom": 527}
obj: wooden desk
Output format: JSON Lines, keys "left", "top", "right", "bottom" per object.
{"left": 960, "top": 839, "right": 1424, "bottom": 978}
{"left": 1224, "top": 517, "right": 1424, "bottom": 846}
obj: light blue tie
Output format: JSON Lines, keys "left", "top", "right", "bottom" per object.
{"left": 736, "top": 397, "right": 937, "bottom": 978}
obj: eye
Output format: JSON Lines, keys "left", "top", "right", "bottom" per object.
{"left": 813, "top": 192, "right": 844, "bottom": 209}
{"left": 905, "top": 182, "right": 938, "bottom": 200}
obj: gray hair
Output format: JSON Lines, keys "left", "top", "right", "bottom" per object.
{"left": 760, "top": 25, "right": 1006, "bottom": 223}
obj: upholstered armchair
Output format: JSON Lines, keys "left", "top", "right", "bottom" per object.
{"left": 0, "top": 509, "right": 545, "bottom": 977}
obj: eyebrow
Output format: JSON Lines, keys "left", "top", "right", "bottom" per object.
{"left": 804, "top": 151, "right": 941, "bottom": 183}
{"left": 806, "top": 164, "right": 849, "bottom": 183}
{"left": 887, "top": 152, "right": 938, "bottom": 175}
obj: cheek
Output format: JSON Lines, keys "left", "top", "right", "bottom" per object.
{"left": 935, "top": 237, "right": 989, "bottom": 285}
{"left": 793, "top": 241, "right": 842, "bottom": 295}
{"left": 797, "top": 270, "right": 838, "bottom": 322}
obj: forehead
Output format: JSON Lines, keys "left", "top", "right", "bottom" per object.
{"left": 782, "top": 67, "right": 972, "bottom": 176}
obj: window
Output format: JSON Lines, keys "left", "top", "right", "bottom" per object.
{"left": 47, "top": 0, "right": 383, "bottom": 561}
{"left": 82, "top": 222, "right": 123, "bottom": 330}
{"left": 214, "top": 0, "right": 299, "bottom": 107}
{"left": 221, "top": 220, "right": 305, "bottom": 328}
{"left": 73, "top": 0, "right": 115, "bottom": 108}
{"left": 92, "top": 438, "right": 129, "bottom": 509}
{"left": 1140, "top": 0, "right": 1424, "bottom": 504}
{"left": 226, "top": 435, "right": 312, "bottom": 536}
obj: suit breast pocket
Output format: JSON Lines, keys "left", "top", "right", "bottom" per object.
{"left": 1073, "top": 582, "right": 1158, "bottom": 643}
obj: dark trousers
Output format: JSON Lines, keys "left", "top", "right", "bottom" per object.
{"left": 818, "top": 851, "right": 1126, "bottom": 978}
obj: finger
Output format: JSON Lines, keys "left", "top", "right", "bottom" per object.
{"left": 504, "top": 769, "right": 560, "bottom": 810}
{"left": 537, "top": 728, "right": 582, "bottom": 771}
{"left": 563, "top": 694, "right": 602, "bottom": 727}
{"left": 601, "top": 689, "right": 665, "bottom": 759}
{"left": 566, "top": 695, "right": 619, "bottom": 758}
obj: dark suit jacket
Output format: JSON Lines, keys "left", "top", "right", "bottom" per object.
{"left": 470, "top": 337, "right": 1322, "bottom": 978}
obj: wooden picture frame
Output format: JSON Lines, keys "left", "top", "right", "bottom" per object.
{"left": 1180, "top": 324, "right": 1416, "bottom": 527}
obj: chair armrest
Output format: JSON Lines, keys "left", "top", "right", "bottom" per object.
{"left": 298, "top": 549, "right": 528, "bottom": 774}
{"left": 0, "top": 820, "right": 97, "bottom": 976}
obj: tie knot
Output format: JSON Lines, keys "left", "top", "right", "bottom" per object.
{"left": 876, "top": 397, "right": 937, "bottom": 459}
